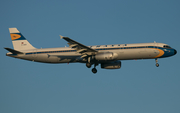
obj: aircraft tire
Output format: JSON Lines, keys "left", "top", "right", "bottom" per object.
{"left": 92, "top": 68, "right": 97, "bottom": 74}
{"left": 156, "top": 63, "right": 159, "bottom": 67}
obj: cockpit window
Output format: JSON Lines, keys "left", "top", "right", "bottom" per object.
{"left": 163, "top": 45, "right": 171, "bottom": 48}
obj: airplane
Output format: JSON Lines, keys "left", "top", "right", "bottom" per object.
{"left": 5, "top": 28, "right": 177, "bottom": 74}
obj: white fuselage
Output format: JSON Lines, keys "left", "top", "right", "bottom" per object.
{"left": 6, "top": 42, "right": 175, "bottom": 63}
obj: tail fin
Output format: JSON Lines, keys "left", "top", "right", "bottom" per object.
{"left": 9, "top": 28, "right": 36, "bottom": 50}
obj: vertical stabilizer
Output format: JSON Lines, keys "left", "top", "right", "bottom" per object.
{"left": 9, "top": 28, "right": 36, "bottom": 50}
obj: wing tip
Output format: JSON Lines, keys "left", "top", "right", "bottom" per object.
{"left": 60, "top": 35, "right": 64, "bottom": 39}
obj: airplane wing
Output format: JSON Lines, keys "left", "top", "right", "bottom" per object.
{"left": 60, "top": 36, "right": 98, "bottom": 57}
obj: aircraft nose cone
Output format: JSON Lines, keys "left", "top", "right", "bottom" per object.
{"left": 174, "top": 49, "right": 177, "bottom": 55}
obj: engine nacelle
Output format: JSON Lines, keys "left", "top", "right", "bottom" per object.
{"left": 101, "top": 61, "right": 121, "bottom": 69}
{"left": 95, "top": 52, "right": 118, "bottom": 61}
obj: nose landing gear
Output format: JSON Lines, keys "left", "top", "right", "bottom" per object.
{"left": 155, "top": 58, "right": 159, "bottom": 67}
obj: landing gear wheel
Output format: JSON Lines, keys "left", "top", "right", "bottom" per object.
{"left": 86, "top": 63, "right": 91, "bottom": 68}
{"left": 156, "top": 63, "right": 159, "bottom": 67}
{"left": 92, "top": 68, "right": 97, "bottom": 74}
{"left": 155, "top": 58, "right": 159, "bottom": 67}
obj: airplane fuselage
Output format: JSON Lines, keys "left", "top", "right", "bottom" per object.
{"left": 7, "top": 42, "right": 176, "bottom": 63}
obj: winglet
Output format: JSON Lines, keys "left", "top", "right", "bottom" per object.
{"left": 60, "top": 35, "right": 64, "bottom": 39}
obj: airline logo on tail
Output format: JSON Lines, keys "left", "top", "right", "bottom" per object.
{"left": 10, "top": 33, "right": 25, "bottom": 41}
{"left": 10, "top": 34, "right": 21, "bottom": 40}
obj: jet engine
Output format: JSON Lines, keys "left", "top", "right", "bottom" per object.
{"left": 101, "top": 61, "right": 121, "bottom": 69}
{"left": 95, "top": 52, "right": 118, "bottom": 61}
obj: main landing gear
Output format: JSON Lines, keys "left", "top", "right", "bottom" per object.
{"left": 155, "top": 58, "right": 159, "bottom": 67}
{"left": 92, "top": 63, "right": 98, "bottom": 74}
{"left": 86, "top": 63, "right": 98, "bottom": 74}
{"left": 86, "top": 63, "right": 91, "bottom": 68}
{"left": 92, "top": 68, "right": 97, "bottom": 74}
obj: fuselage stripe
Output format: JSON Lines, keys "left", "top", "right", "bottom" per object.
{"left": 25, "top": 46, "right": 167, "bottom": 55}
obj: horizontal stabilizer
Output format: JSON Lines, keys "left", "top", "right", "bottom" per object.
{"left": 4, "top": 48, "right": 24, "bottom": 54}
